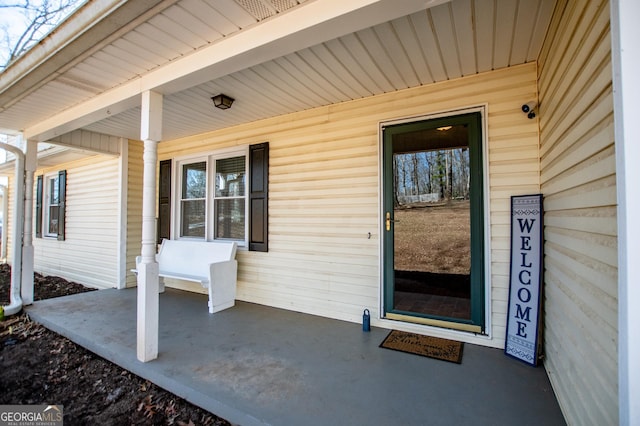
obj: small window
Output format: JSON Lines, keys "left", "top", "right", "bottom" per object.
{"left": 36, "top": 170, "right": 66, "bottom": 240}
{"left": 45, "top": 174, "right": 60, "bottom": 236}
{"left": 169, "top": 143, "right": 267, "bottom": 249}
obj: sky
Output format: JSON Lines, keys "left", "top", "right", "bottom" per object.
{"left": 0, "top": 4, "right": 25, "bottom": 62}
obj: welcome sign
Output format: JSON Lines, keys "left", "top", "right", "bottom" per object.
{"left": 505, "top": 194, "right": 543, "bottom": 366}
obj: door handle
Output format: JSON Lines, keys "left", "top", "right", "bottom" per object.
{"left": 386, "top": 212, "right": 399, "bottom": 231}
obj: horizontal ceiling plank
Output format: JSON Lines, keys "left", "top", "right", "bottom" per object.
{"left": 210, "top": 0, "right": 259, "bottom": 28}
{"left": 374, "top": 23, "right": 421, "bottom": 88}
{"left": 493, "top": 0, "right": 518, "bottom": 68}
{"left": 391, "top": 16, "right": 434, "bottom": 85}
{"left": 430, "top": 3, "right": 462, "bottom": 78}
{"left": 149, "top": 9, "right": 210, "bottom": 48}
{"left": 510, "top": 0, "right": 541, "bottom": 65}
{"left": 270, "top": 57, "right": 335, "bottom": 105}
{"left": 474, "top": 0, "right": 495, "bottom": 73}
{"left": 528, "top": 0, "right": 557, "bottom": 62}
{"left": 277, "top": 53, "right": 347, "bottom": 103}
{"left": 325, "top": 36, "right": 386, "bottom": 94}
{"left": 410, "top": 11, "right": 448, "bottom": 82}
{"left": 309, "top": 44, "right": 372, "bottom": 98}
{"left": 451, "top": 0, "right": 477, "bottom": 76}
{"left": 179, "top": 0, "right": 237, "bottom": 35}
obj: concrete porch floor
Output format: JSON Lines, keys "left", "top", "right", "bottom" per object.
{"left": 26, "top": 288, "right": 565, "bottom": 426}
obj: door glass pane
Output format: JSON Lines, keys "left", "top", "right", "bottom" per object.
{"left": 392, "top": 125, "right": 471, "bottom": 320}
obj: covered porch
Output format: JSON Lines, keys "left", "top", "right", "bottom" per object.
{"left": 27, "top": 288, "right": 564, "bottom": 426}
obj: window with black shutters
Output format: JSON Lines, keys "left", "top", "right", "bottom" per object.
{"left": 36, "top": 170, "right": 66, "bottom": 240}
{"left": 169, "top": 143, "right": 268, "bottom": 251}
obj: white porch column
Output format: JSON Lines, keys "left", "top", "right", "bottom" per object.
{"left": 21, "top": 139, "right": 37, "bottom": 305}
{"left": 137, "top": 90, "right": 163, "bottom": 362}
{"left": 611, "top": 1, "right": 640, "bottom": 425}
{"left": 0, "top": 184, "right": 7, "bottom": 261}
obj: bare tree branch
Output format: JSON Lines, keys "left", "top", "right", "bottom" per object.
{"left": 0, "top": 0, "right": 81, "bottom": 70}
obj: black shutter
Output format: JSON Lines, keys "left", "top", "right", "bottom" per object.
{"left": 157, "top": 159, "right": 172, "bottom": 243}
{"left": 57, "top": 170, "right": 66, "bottom": 241}
{"left": 249, "top": 142, "right": 268, "bottom": 252}
{"left": 36, "top": 175, "right": 43, "bottom": 238}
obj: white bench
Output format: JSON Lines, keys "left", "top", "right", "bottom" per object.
{"left": 134, "top": 239, "right": 238, "bottom": 313}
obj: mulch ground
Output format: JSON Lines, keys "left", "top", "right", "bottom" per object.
{"left": 0, "top": 264, "right": 230, "bottom": 425}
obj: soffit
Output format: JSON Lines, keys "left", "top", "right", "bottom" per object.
{"left": 0, "top": 0, "right": 556, "bottom": 143}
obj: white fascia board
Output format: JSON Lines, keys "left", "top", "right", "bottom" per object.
{"left": 25, "top": 0, "right": 450, "bottom": 142}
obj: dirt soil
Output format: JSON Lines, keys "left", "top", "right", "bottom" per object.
{"left": 0, "top": 264, "right": 230, "bottom": 425}
{"left": 394, "top": 200, "right": 471, "bottom": 274}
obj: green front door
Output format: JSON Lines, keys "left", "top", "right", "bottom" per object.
{"left": 382, "top": 112, "right": 485, "bottom": 333}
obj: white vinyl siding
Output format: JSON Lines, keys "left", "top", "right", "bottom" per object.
{"left": 157, "top": 63, "right": 539, "bottom": 349}
{"left": 537, "top": 0, "right": 617, "bottom": 425}
{"left": 33, "top": 156, "right": 121, "bottom": 289}
{"left": 126, "top": 140, "right": 143, "bottom": 288}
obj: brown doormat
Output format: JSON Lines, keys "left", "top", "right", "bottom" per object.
{"left": 380, "top": 330, "right": 464, "bottom": 364}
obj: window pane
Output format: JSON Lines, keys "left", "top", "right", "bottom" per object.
{"left": 182, "top": 162, "right": 206, "bottom": 199}
{"left": 215, "top": 156, "right": 245, "bottom": 197}
{"left": 48, "top": 206, "right": 59, "bottom": 234}
{"left": 215, "top": 199, "right": 245, "bottom": 240}
{"left": 181, "top": 199, "right": 205, "bottom": 237}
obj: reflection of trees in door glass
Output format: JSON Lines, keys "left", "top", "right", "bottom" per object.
{"left": 393, "top": 148, "right": 469, "bottom": 206}
{"left": 393, "top": 147, "right": 471, "bottom": 276}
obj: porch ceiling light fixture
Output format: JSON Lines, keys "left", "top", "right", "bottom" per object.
{"left": 212, "top": 94, "right": 235, "bottom": 110}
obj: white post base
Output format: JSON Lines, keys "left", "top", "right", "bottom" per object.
{"left": 21, "top": 245, "right": 35, "bottom": 305}
{"left": 136, "top": 261, "right": 159, "bottom": 362}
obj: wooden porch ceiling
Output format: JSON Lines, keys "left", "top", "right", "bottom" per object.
{"left": 0, "top": 0, "right": 556, "bottom": 144}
